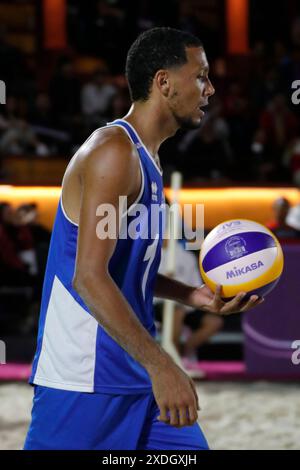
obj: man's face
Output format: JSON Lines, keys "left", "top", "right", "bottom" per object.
{"left": 167, "top": 47, "right": 215, "bottom": 129}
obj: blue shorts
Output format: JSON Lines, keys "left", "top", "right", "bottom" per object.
{"left": 24, "top": 385, "right": 209, "bottom": 450}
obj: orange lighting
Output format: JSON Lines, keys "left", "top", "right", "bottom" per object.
{"left": 165, "top": 187, "right": 300, "bottom": 228}
{"left": 1, "top": 186, "right": 299, "bottom": 231}
{"left": 0, "top": 186, "right": 61, "bottom": 230}
{"left": 226, "top": 0, "right": 249, "bottom": 54}
{"left": 43, "top": 0, "right": 67, "bottom": 49}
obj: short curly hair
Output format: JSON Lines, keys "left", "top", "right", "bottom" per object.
{"left": 125, "top": 27, "right": 203, "bottom": 102}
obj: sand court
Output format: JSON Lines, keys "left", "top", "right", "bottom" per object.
{"left": 1, "top": 381, "right": 299, "bottom": 450}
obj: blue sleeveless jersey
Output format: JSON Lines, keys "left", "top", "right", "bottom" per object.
{"left": 29, "top": 119, "right": 165, "bottom": 394}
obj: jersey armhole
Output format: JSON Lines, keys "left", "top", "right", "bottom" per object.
{"left": 105, "top": 123, "right": 145, "bottom": 219}
{"left": 122, "top": 157, "right": 145, "bottom": 218}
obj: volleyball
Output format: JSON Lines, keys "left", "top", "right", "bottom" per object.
{"left": 199, "top": 219, "right": 284, "bottom": 300}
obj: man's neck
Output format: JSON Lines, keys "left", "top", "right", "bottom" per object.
{"left": 123, "top": 102, "right": 178, "bottom": 156}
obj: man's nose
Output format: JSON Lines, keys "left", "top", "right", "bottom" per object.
{"left": 205, "top": 78, "right": 215, "bottom": 97}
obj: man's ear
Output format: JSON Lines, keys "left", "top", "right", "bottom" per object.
{"left": 155, "top": 70, "right": 171, "bottom": 97}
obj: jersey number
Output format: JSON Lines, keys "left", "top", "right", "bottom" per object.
{"left": 142, "top": 235, "right": 159, "bottom": 301}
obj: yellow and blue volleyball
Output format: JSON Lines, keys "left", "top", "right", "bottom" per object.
{"left": 199, "top": 219, "right": 284, "bottom": 300}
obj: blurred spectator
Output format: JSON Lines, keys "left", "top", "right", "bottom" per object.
{"left": 286, "top": 203, "right": 300, "bottom": 233}
{"left": 0, "top": 26, "right": 25, "bottom": 85}
{"left": 210, "top": 58, "right": 229, "bottom": 102}
{"left": 266, "top": 197, "right": 300, "bottom": 238}
{"left": 260, "top": 94, "right": 299, "bottom": 151}
{"left": 0, "top": 202, "right": 47, "bottom": 334}
{"left": 87, "top": 0, "right": 128, "bottom": 72}
{"left": 0, "top": 96, "right": 20, "bottom": 131}
{"left": 29, "top": 93, "right": 55, "bottom": 129}
{"left": 177, "top": 98, "right": 232, "bottom": 181}
{"left": 16, "top": 203, "right": 51, "bottom": 298}
{"left": 16, "top": 203, "right": 50, "bottom": 243}
{"left": 28, "top": 93, "right": 72, "bottom": 154}
{"left": 250, "top": 128, "right": 273, "bottom": 181}
{"left": 109, "top": 87, "right": 131, "bottom": 121}
{"left": 0, "top": 119, "right": 50, "bottom": 157}
{"left": 222, "top": 82, "right": 257, "bottom": 180}
{"left": 0, "top": 202, "right": 35, "bottom": 287}
{"left": 81, "top": 67, "right": 117, "bottom": 129}
{"left": 49, "top": 57, "right": 81, "bottom": 129}
{"left": 250, "top": 67, "right": 281, "bottom": 110}
{"left": 252, "top": 94, "right": 300, "bottom": 181}
{"left": 178, "top": 0, "right": 219, "bottom": 57}
{"left": 282, "top": 138, "right": 300, "bottom": 186}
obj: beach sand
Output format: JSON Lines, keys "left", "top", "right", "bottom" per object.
{"left": 1, "top": 381, "right": 299, "bottom": 450}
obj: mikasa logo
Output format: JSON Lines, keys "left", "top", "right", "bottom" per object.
{"left": 226, "top": 260, "right": 264, "bottom": 279}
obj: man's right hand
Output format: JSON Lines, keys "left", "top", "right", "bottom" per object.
{"left": 149, "top": 359, "right": 200, "bottom": 428}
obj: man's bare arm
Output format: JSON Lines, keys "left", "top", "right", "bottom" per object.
{"left": 154, "top": 274, "right": 195, "bottom": 304}
{"left": 154, "top": 273, "right": 264, "bottom": 315}
{"left": 71, "top": 131, "right": 200, "bottom": 427}
{"left": 72, "top": 133, "right": 169, "bottom": 375}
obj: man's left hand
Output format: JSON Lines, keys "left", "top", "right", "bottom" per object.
{"left": 188, "top": 284, "right": 264, "bottom": 316}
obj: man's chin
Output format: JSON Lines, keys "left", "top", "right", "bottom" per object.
{"left": 177, "top": 115, "right": 203, "bottom": 130}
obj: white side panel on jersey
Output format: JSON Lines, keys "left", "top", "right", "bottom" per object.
{"left": 34, "top": 275, "right": 98, "bottom": 392}
{"left": 206, "top": 247, "right": 277, "bottom": 285}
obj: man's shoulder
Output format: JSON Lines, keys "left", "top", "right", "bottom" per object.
{"left": 72, "top": 126, "right": 142, "bottom": 204}
{"left": 77, "top": 125, "right": 139, "bottom": 173}
{"left": 89, "top": 125, "right": 135, "bottom": 156}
